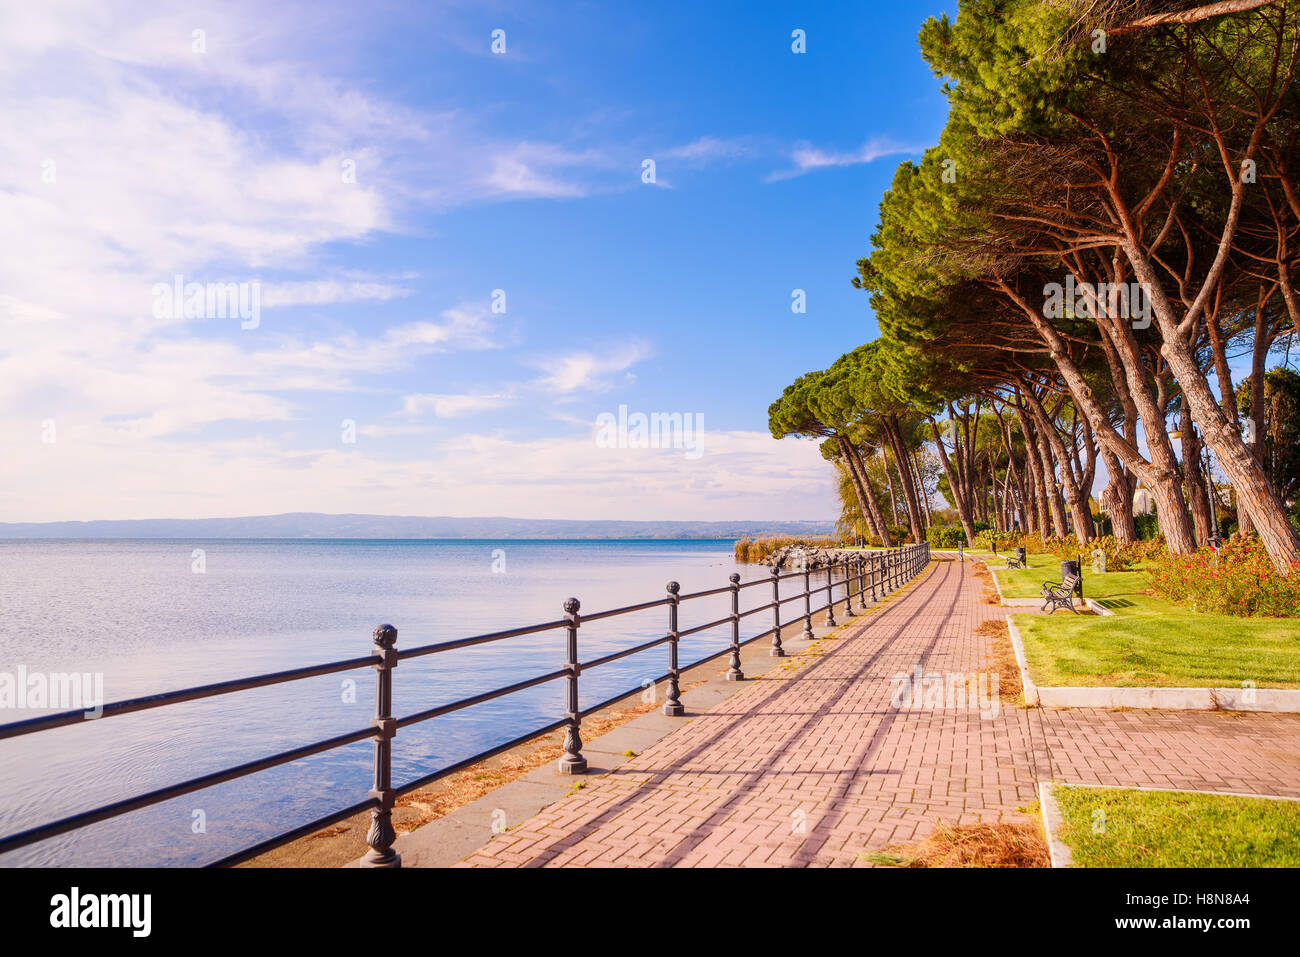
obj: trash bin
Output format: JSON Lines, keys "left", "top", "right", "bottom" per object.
{"left": 1061, "top": 559, "right": 1082, "bottom": 597}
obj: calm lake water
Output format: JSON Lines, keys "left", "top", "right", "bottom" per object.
{"left": 0, "top": 538, "right": 815, "bottom": 866}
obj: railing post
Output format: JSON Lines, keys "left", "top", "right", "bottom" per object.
{"left": 558, "top": 598, "right": 587, "bottom": 773}
{"left": 871, "top": 553, "right": 879, "bottom": 603}
{"left": 770, "top": 566, "right": 786, "bottom": 656}
{"left": 801, "top": 562, "right": 814, "bottom": 640}
{"left": 824, "top": 563, "right": 837, "bottom": 627}
{"left": 842, "top": 557, "right": 855, "bottom": 617}
{"left": 362, "top": 623, "right": 400, "bottom": 868}
{"left": 664, "top": 582, "right": 684, "bottom": 715}
{"left": 726, "top": 573, "right": 744, "bottom": 681}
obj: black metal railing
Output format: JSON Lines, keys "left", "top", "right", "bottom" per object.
{"left": 0, "top": 543, "right": 930, "bottom": 867}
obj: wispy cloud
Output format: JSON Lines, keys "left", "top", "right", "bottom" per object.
{"left": 765, "top": 136, "right": 918, "bottom": 182}
{"left": 530, "top": 342, "right": 653, "bottom": 395}
{"left": 260, "top": 279, "right": 413, "bottom": 307}
{"left": 401, "top": 393, "right": 515, "bottom": 418}
{"left": 662, "top": 135, "right": 754, "bottom": 164}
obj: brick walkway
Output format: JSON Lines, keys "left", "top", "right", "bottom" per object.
{"left": 454, "top": 560, "right": 1300, "bottom": 867}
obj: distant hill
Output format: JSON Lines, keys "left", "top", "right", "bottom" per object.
{"left": 0, "top": 513, "right": 837, "bottom": 540}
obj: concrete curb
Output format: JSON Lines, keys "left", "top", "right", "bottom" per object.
{"left": 1033, "top": 685, "right": 1300, "bottom": 712}
{"left": 1037, "top": 782, "right": 1074, "bottom": 868}
{"left": 1004, "top": 614, "right": 1039, "bottom": 707}
{"left": 1047, "top": 780, "right": 1300, "bottom": 803}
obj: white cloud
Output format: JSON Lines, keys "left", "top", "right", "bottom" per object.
{"left": 260, "top": 280, "right": 413, "bottom": 308}
{"left": 402, "top": 393, "right": 515, "bottom": 418}
{"left": 766, "top": 137, "right": 917, "bottom": 182}
{"left": 662, "top": 136, "right": 753, "bottom": 164}
{"left": 530, "top": 342, "right": 653, "bottom": 394}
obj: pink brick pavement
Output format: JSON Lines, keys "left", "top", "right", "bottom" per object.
{"left": 454, "top": 559, "right": 1300, "bottom": 868}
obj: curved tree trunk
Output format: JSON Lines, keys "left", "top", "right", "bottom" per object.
{"left": 1180, "top": 408, "right": 1213, "bottom": 546}
{"left": 1011, "top": 398, "right": 1051, "bottom": 542}
{"left": 927, "top": 413, "right": 977, "bottom": 546}
{"left": 1021, "top": 386, "right": 1094, "bottom": 545}
{"left": 881, "top": 446, "right": 901, "bottom": 528}
{"left": 847, "top": 440, "right": 892, "bottom": 548}
{"left": 912, "top": 449, "right": 932, "bottom": 527}
{"left": 1100, "top": 447, "right": 1138, "bottom": 544}
{"left": 884, "top": 415, "right": 925, "bottom": 543}
{"left": 837, "top": 435, "right": 879, "bottom": 543}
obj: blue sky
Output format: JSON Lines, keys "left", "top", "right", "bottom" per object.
{"left": 2, "top": 0, "right": 956, "bottom": 522}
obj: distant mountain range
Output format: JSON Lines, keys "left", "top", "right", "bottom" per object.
{"left": 0, "top": 513, "right": 836, "bottom": 540}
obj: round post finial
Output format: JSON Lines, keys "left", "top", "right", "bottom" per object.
{"left": 728, "top": 572, "right": 741, "bottom": 584}
{"left": 666, "top": 581, "right": 680, "bottom": 596}
{"left": 372, "top": 624, "right": 397, "bottom": 648}
{"left": 564, "top": 597, "right": 580, "bottom": 615}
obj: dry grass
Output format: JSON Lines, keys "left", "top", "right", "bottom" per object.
{"left": 240, "top": 678, "right": 707, "bottom": 868}
{"left": 975, "top": 618, "right": 1024, "bottom": 706}
{"left": 969, "top": 561, "right": 1001, "bottom": 604}
{"left": 863, "top": 820, "right": 1049, "bottom": 868}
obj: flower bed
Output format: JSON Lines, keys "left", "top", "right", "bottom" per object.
{"left": 1146, "top": 538, "right": 1300, "bottom": 618}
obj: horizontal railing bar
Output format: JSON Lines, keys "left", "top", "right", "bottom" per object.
{"left": 0, "top": 654, "right": 378, "bottom": 741}
{"left": 737, "top": 578, "right": 770, "bottom": 590}
{"left": 393, "top": 717, "right": 570, "bottom": 797}
{"left": 579, "top": 676, "right": 668, "bottom": 719}
{"left": 577, "top": 620, "right": 780, "bottom": 719}
{"left": 675, "top": 585, "right": 732, "bottom": 601}
{"left": 739, "top": 602, "right": 775, "bottom": 619}
{"left": 677, "top": 614, "right": 733, "bottom": 639}
{"left": 0, "top": 725, "right": 378, "bottom": 855}
{"left": 206, "top": 796, "right": 381, "bottom": 868}
{"left": 581, "top": 634, "right": 669, "bottom": 670}
{"left": 395, "top": 668, "right": 569, "bottom": 729}
{"left": 580, "top": 597, "right": 671, "bottom": 623}
{"left": 398, "top": 619, "right": 569, "bottom": 660}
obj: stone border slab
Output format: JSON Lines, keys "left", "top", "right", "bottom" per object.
{"left": 1034, "top": 685, "right": 1300, "bottom": 712}
{"left": 1036, "top": 782, "right": 1073, "bottom": 868}
{"left": 1049, "top": 780, "right": 1300, "bottom": 803}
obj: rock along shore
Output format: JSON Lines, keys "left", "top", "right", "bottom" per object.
{"left": 758, "top": 545, "right": 869, "bottom": 568}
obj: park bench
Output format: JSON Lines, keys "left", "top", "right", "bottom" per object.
{"left": 1040, "top": 572, "right": 1081, "bottom": 614}
{"left": 1005, "top": 548, "right": 1027, "bottom": 569}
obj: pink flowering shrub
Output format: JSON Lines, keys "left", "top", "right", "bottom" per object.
{"left": 1146, "top": 538, "right": 1300, "bottom": 618}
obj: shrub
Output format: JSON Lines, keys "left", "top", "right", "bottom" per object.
{"left": 1146, "top": 537, "right": 1300, "bottom": 617}
{"left": 926, "top": 524, "right": 967, "bottom": 548}
{"left": 975, "top": 528, "right": 1017, "bottom": 552}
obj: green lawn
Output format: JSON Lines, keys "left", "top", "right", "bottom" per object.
{"left": 995, "top": 562, "right": 1300, "bottom": 687}
{"left": 1054, "top": 785, "right": 1300, "bottom": 867}
{"left": 993, "top": 563, "right": 1147, "bottom": 601}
